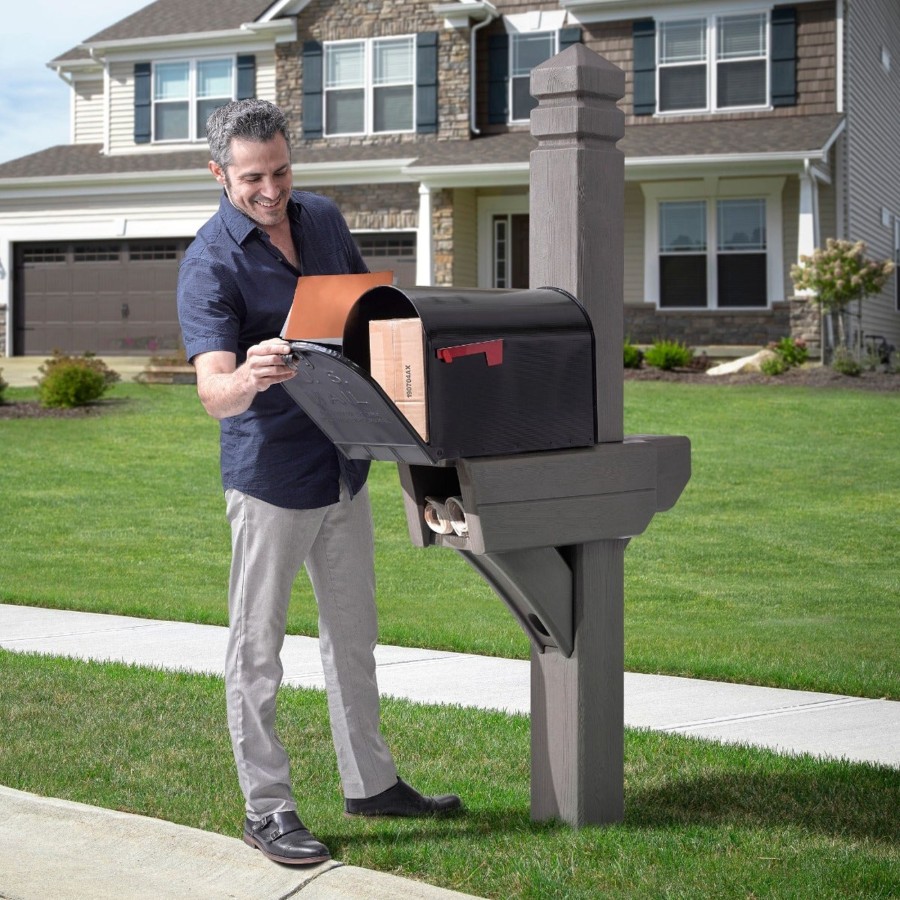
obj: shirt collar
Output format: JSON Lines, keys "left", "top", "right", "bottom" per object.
{"left": 217, "top": 189, "right": 303, "bottom": 246}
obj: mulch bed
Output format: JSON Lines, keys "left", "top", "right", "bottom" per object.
{"left": 1, "top": 366, "right": 897, "bottom": 421}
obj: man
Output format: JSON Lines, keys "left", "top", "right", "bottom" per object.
{"left": 177, "top": 99, "right": 460, "bottom": 867}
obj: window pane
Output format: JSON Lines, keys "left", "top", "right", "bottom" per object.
{"left": 326, "top": 89, "right": 364, "bottom": 133}
{"left": 718, "top": 254, "right": 767, "bottom": 307}
{"left": 197, "top": 99, "right": 227, "bottom": 138}
{"left": 718, "top": 200, "right": 766, "bottom": 250}
{"left": 660, "top": 20, "right": 706, "bottom": 64}
{"left": 718, "top": 14, "right": 766, "bottom": 59}
{"left": 718, "top": 60, "right": 766, "bottom": 107}
{"left": 660, "top": 201, "right": 707, "bottom": 252}
{"left": 155, "top": 62, "right": 189, "bottom": 100}
{"left": 155, "top": 102, "right": 189, "bottom": 140}
{"left": 660, "top": 255, "right": 707, "bottom": 308}
{"left": 326, "top": 43, "right": 364, "bottom": 88}
{"left": 374, "top": 38, "right": 413, "bottom": 85}
{"left": 659, "top": 65, "right": 707, "bottom": 111}
{"left": 197, "top": 59, "right": 233, "bottom": 98}
{"left": 374, "top": 85, "right": 413, "bottom": 131}
{"left": 512, "top": 32, "right": 555, "bottom": 75}
{"left": 512, "top": 75, "right": 538, "bottom": 120}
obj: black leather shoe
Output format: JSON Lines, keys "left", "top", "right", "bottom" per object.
{"left": 243, "top": 811, "right": 330, "bottom": 865}
{"left": 345, "top": 778, "right": 462, "bottom": 817}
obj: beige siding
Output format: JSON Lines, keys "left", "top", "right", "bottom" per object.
{"left": 845, "top": 0, "right": 900, "bottom": 343}
{"left": 72, "top": 78, "right": 105, "bottom": 145}
{"left": 781, "top": 176, "right": 799, "bottom": 299}
{"left": 623, "top": 182, "right": 644, "bottom": 307}
{"left": 106, "top": 50, "right": 277, "bottom": 154}
{"left": 451, "top": 188, "right": 478, "bottom": 287}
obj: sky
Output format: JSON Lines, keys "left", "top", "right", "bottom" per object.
{"left": 0, "top": 1, "right": 150, "bottom": 165}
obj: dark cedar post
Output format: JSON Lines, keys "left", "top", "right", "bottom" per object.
{"left": 529, "top": 44, "right": 627, "bottom": 825}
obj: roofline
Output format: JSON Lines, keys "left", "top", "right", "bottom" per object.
{"left": 55, "top": 19, "right": 295, "bottom": 62}
{"left": 0, "top": 137, "right": 843, "bottom": 194}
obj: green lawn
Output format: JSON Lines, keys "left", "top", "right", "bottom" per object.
{"left": 0, "top": 380, "right": 897, "bottom": 698}
{"left": 1, "top": 651, "right": 897, "bottom": 900}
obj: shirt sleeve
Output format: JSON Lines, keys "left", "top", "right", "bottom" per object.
{"left": 177, "top": 251, "right": 245, "bottom": 364}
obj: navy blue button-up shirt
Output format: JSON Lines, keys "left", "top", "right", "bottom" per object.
{"left": 177, "top": 190, "right": 370, "bottom": 509}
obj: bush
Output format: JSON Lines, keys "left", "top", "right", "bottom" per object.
{"left": 623, "top": 338, "right": 643, "bottom": 369}
{"left": 644, "top": 339, "right": 693, "bottom": 371}
{"left": 772, "top": 336, "right": 809, "bottom": 367}
{"left": 760, "top": 354, "right": 789, "bottom": 376}
{"left": 0, "top": 368, "right": 7, "bottom": 404}
{"left": 37, "top": 352, "right": 119, "bottom": 409}
{"left": 831, "top": 347, "right": 862, "bottom": 377}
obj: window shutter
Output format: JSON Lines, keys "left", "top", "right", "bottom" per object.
{"left": 302, "top": 40, "right": 324, "bottom": 139}
{"left": 632, "top": 20, "right": 656, "bottom": 116}
{"left": 237, "top": 55, "right": 256, "bottom": 100}
{"left": 416, "top": 32, "right": 439, "bottom": 134}
{"left": 559, "top": 26, "right": 582, "bottom": 51}
{"left": 488, "top": 33, "right": 509, "bottom": 124}
{"left": 134, "top": 62, "right": 152, "bottom": 144}
{"left": 771, "top": 7, "right": 797, "bottom": 107}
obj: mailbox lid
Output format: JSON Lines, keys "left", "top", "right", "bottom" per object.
{"left": 344, "top": 285, "right": 597, "bottom": 459}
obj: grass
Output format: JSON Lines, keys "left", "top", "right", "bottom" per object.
{"left": 1, "top": 650, "right": 898, "bottom": 900}
{"left": 0, "top": 380, "right": 897, "bottom": 699}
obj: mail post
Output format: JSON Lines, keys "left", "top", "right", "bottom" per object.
{"left": 282, "top": 284, "right": 597, "bottom": 465}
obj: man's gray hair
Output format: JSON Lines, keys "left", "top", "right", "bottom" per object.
{"left": 206, "top": 99, "right": 291, "bottom": 170}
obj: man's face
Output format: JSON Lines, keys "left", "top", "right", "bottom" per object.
{"left": 209, "top": 133, "right": 293, "bottom": 229}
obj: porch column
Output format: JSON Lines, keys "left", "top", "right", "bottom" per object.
{"left": 796, "top": 170, "right": 818, "bottom": 295}
{"left": 416, "top": 183, "right": 434, "bottom": 286}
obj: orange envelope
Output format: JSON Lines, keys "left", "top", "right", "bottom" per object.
{"left": 281, "top": 270, "right": 394, "bottom": 342}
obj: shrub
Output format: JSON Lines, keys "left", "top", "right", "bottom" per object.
{"left": 831, "top": 346, "right": 862, "bottom": 377}
{"left": 644, "top": 339, "right": 693, "bottom": 371}
{"left": 760, "top": 354, "right": 789, "bottom": 376}
{"left": 772, "top": 336, "right": 809, "bottom": 368}
{"left": 623, "top": 338, "right": 643, "bottom": 369}
{"left": 37, "top": 352, "right": 119, "bottom": 409}
{"left": 0, "top": 368, "right": 7, "bottom": 404}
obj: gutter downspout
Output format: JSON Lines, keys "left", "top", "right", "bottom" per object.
{"left": 470, "top": 7, "right": 498, "bottom": 135}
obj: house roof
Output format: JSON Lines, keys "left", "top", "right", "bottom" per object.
{"left": 51, "top": 0, "right": 273, "bottom": 63}
{"left": 0, "top": 115, "right": 845, "bottom": 183}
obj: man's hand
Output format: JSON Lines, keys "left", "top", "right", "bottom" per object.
{"left": 194, "top": 339, "right": 297, "bottom": 419}
{"left": 244, "top": 338, "right": 296, "bottom": 392}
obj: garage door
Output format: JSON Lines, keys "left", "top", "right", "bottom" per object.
{"left": 356, "top": 233, "right": 416, "bottom": 287}
{"left": 12, "top": 239, "right": 193, "bottom": 356}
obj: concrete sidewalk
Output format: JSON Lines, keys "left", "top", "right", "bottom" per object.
{"left": 1, "top": 603, "right": 898, "bottom": 899}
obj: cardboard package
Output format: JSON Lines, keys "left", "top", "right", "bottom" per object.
{"left": 369, "top": 318, "right": 428, "bottom": 441}
{"left": 281, "top": 270, "right": 393, "bottom": 343}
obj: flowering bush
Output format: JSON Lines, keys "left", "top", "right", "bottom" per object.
{"left": 770, "top": 336, "right": 809, "bottom": 367}
{"left": 790, "top": 239, "right": 894, "bottom": 312}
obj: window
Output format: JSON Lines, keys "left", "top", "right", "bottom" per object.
{"left": 510, "top": 31, "right": 556, "bottom": 121}
{"left": 658, "top": 13, "right": 768, "bottom": 113}
{"left": 324, "top": 37, "right": 414, "bottom": 135}
{"left": 74, "top": 244, "right": 120, "bottom": 263}
{"left": 658, "top": 199, "right": 767, "bottom": 308}
{"left": 492, "top": 213, "right": 529, "bottom": 288}
{"left": 153, "top": 58, "right": 234, "bottom": 142}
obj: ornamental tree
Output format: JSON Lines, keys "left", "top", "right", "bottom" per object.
{"left": 790, "top": 238, "right": 895, "bottom": 311}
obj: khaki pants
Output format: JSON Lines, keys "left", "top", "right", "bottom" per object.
{"left": 225, "top": 485, "right": 398, "bottom": 818}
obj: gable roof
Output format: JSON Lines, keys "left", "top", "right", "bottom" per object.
{"left": 51, "top": 0, "right": 273, "bottom": 63}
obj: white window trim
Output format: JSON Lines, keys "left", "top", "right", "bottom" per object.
{"left": 151, "top": 56, "right": 236, "bottom": 144}
{"left": 656, "top": 9, "right": 772, "bottom": 117}
{"left": 323, "top": 36, "right": 417, "bottom": 137}
{"left": 477, "top": 194, "right": 529, "bottom": 288}
{"left": 508, "top": 30, "right": 560, "bottom": 124}
{"left": 641, "top": 177, "right": 785, "bottom": 310}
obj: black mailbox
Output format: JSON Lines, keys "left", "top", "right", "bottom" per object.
{"left": 282, "top": 285, "right": 596, "bottom": 465}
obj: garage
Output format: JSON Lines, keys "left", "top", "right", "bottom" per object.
{"left": 12, "top": 239, "right": 193, "bottom": 356}
{"left": 11, "top": 232, "right": 416, "bottom": 357}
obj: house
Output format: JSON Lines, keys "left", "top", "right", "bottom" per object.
{"left": 0, "top": 0, "right": 897, "bottom": 359}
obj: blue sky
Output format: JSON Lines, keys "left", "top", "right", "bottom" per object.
{"left": 0, "top": 1, "right": 149, "bottom": 165}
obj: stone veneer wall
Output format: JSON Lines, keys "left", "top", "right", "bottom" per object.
{"left": 278, "top": 0, "right": 471, "bottom": 148}
{"left": 314, "top": 184, "right": 419, "bottom": 232}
